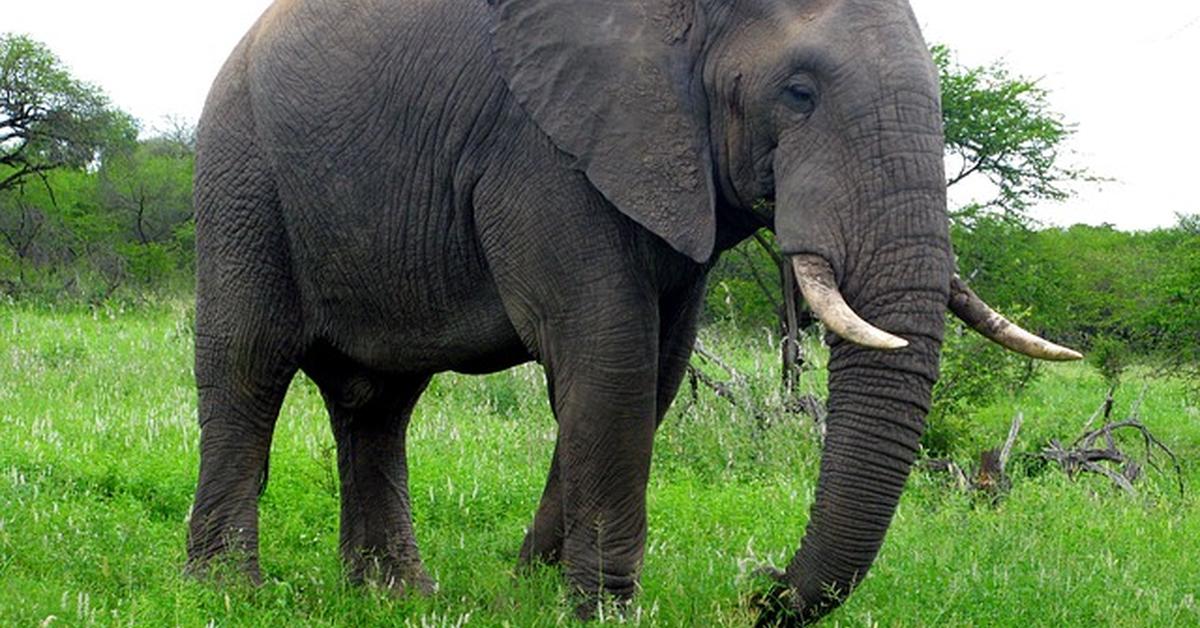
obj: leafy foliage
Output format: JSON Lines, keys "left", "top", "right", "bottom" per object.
{"left": 1176, "top": 212, "right": 1200, "bottom": 236}
{"left": 705, "top": 231, "right": 784, "bottom": 330}
{"left": 98, "top": 133, "right": 195, "bottom": 246}
{"left": 0, "top": 35, "right": 193, "bottom": 300}
{"left": 935, "top": 45, "right": 1095, "bottom": 216}
{"left": 0, "top": 132, "right": 195, "bottom": 299}
{"left": 0, "top": 33, "right": 137, "bottom": 193}
{"left": 1087, "top": 335, "right": 1128, "bottom": 389}
{"left": 924, "top": 316, "right": 1039, "bottom": 455}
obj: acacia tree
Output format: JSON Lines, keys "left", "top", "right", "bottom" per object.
{"left": 0, "top": 33, "right": 136, "bottom": 194}
{"left": 0, "top": 34, "right": 142, "bottom": 295}
{"left": 935, "top": 45, "right": 1093, "bottom": 219}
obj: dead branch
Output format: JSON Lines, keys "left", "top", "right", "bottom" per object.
{"left": 686, "top": 339, "right": 750, "bottom": 410}
{"left": 1039, "top": 438, "right": 1137, "bottom": 497}
{"left": 998, "top": 412, "right": 1023, "bottom": 472}
{"left": 924, "top": 458, "right": 970, "bottom": 492}
{"left": 687, "top": 361, "right": 739, "bottom": 405}
{"left": 692, "top": 339, "right": 745, "bottom": 386}
{"left": 685, "top": 338, "right": 826, "bottom": 435}
{"left": 1079, "top": 385, "right": 1117, "bottom": 433}
{"left": 925, "top": 412, "right": 1022, "bottom": 500}
{"left": 1036, "top": 387, "right": 1184, "bottom": 498}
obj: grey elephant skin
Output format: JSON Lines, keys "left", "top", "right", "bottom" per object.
{"left": 187, "top": 0, "right": 959, "bottom": 624}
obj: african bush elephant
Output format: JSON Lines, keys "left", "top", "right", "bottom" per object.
{"left": 187, "top": 0, "right": 1079, "bottom": 623}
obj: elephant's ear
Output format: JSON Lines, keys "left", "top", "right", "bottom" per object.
{"left": 492, "top": 0, "right": 716, "bottom": 263}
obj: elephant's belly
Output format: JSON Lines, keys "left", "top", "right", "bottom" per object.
{"left": 293, "top": 244, "right": 531, "bottom": 376}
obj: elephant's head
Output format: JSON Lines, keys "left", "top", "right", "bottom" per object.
{"left": 494, "top": 0, "right": 1079, "bottom": 622}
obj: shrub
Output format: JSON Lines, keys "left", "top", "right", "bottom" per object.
{"left": 923, "top": 316, "right": 1039, "bottom": 456}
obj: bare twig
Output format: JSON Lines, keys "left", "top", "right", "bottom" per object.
{"left": 751, "top": 231, "right": 784, "bottom": 268}
{"left": 733, "top": 244, "right": 781, "bottom": 311}
{"left": 1036, "top": 388, "right": 1184, "bottom": 498}
{"left": 998, "top": 412, "right": 1023, "bottom": 473}
{"left": 693, "top": 339, "right": 745, "bottom": 387}
{"left": 686, "top": 362, "right": 739, "bottom": 405}
{"left": 924, "top": 458, "right": 970, "bottom": 491}
{"left": 686, "top": 339, "right": 750, "bottom": 411}
{"left": 781, "top": 260, "right": 801, "bottom": 395}
{"left": 1079, "top": 385, "right": 1116, "bottom": 433}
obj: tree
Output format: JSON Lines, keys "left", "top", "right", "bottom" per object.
{"left": 1176, "top": 212, "right": 1200, "bottom": 236}
{"left": 0, "top": 166, "right": 102, "bottom": 293}
{"left": 0, "top": 33, "right": 136, "bottom": 195}
{"left": 935, "top": 45, "right": 1094, "bottom": 220}
{"left": 98, "top": 132, "right": 195, "bottom": 246}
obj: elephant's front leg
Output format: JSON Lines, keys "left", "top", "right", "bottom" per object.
{"left": 520, "top": 280, "right": 706, "bottom": 571}
{"left": 538, "top": 315, "right": 661, "bottom": 612}
{"left": 519, "top": 440, "right": 565, "bottom": 566}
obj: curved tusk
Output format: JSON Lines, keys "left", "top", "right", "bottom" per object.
{"left": 948, "top": 275, "right": 1083, "bottom": 361}
{"left": 791, "top": 255, "right": 909, "bottom": 351}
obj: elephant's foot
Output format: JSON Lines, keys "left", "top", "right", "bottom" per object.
{"left": 751, "top": 584, "right": 802, "bottom": 627}
{"left": 185, "top": 513, "right": 265, "bottom": 586}
{"left": 564, "top": 562, "right": 640, "bottom": 621}
{"left": 183, "top": 553, "right": 263, "bottom": 589}
{"left": 349, "top": 553, "right": 437, "bottom": 597}
{"left": 516, "top": 525, "right": 563, "bottom": 570}
{"left": 572, "top": 593, "right": 635, "bottom": 622}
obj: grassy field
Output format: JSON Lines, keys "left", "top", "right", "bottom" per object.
{"left": 1, "top": 301, "right": 1197, "bottom": 626}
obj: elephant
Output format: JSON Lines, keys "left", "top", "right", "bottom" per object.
{"left": 185, "top": 0, "right": 1080, "bottom": 623}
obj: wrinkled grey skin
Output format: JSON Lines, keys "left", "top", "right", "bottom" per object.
{"left": 187, "top": 0, "right": 950, "bottom": 623}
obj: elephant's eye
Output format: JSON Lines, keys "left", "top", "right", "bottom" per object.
{"left": 783, "top": 82, "right": 818, "bottom": 115}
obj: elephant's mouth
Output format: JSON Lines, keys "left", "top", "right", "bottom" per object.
{"left": 790, "top": 253, "right": 1082, "bottom": 361}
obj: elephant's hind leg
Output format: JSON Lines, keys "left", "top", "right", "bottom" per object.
{"left": 306, "top": 355, "right": 435, "bottom": 595}
{"left": 188, "top": 330, "right": 298, "bottom": 581}
{"left": 187, "top": 125, "right": 303, "bottom": 581}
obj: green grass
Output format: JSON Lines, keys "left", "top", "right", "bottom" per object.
{"left": 1, "top": 302, "right": 1197, "bottom": 626}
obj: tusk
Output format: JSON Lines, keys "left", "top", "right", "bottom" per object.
{"left": 791, "top": 255, "right": 909, "bottom": 351}
{"left": 948, "top": 275, "right": 1083, "bottom": 361}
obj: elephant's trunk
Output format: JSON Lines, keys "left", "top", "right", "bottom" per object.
{"left": 784, "top": 297, "right": 945, "bottom": 621}
{"left": 770, "top": 101, "right": 953, "bottom": 620}
{"left": 781, "top": 212, "right": 949, "bottom": 621}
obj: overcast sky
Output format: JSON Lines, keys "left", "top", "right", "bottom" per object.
{"left": 7, "top": 1, "right": 1199, "bottom": 230}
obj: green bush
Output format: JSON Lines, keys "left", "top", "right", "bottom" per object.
{"left": 704, "top": 277, "right": 778, "bottom": 330}
{"left": 923, "top": 316, "right": 1039, "bottom": 456}
{"left": 1086, "top": 335, "right": 1128, "bottom": 389}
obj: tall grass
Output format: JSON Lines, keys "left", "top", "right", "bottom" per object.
{"left": 1, "top": 302, "right": 1196, "bottom": 625}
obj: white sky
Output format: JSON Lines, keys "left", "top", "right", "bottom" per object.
{"left": 7, "top": 1, "right": 1199, "bottom": 230}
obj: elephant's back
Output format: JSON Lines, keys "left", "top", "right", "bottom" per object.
{"left": 246, "top": 0, "right": 507, "bottom": 192}
{"left": 233, "top": 0, "right": 527, "bottom": 371}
